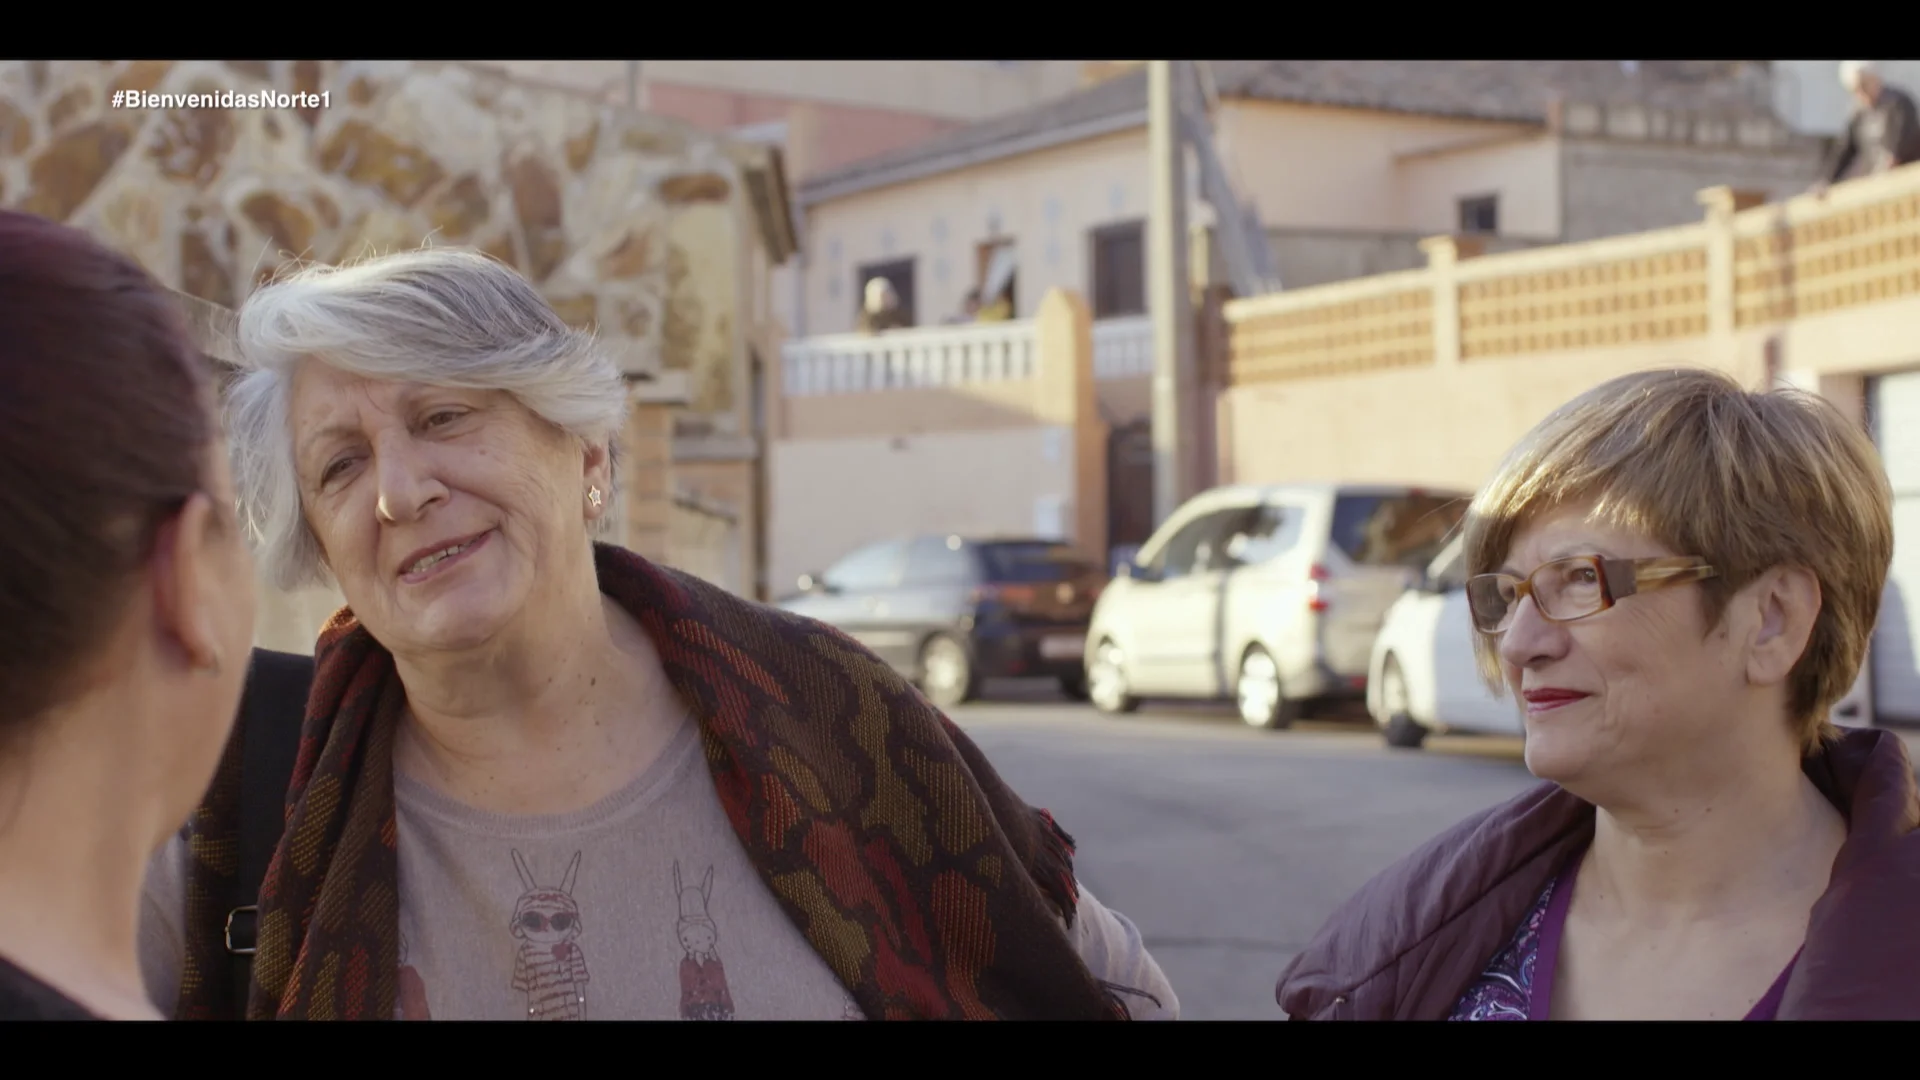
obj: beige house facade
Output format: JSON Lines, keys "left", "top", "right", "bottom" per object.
{"left": 792, "top": 61, "right": 1822, "bottom": 341}
{"left": 766, "top": 61, "right": 1831, "bottom": 604}
{"left": 479, "top": 60, "right": 1115, "bottom": 348}
{"left": 769, "top": 288, "right": 1110, "bottom": 597}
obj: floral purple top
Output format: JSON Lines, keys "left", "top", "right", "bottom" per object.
{"left": 1449, "top": 873, "right": 1560, "bottom": 1020}
{"left": 1449, "top": 849, "right": 1799, "bottom": 1021}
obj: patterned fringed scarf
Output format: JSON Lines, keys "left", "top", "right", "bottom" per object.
{"left": 174, "top": 543, "right": 1128, "bottom": 1020}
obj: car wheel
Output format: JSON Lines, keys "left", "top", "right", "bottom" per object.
{"left": 1381, "top": 656, "right": 1427, "bottom": 749}
{"left": 1087, "top": 639, "right": 1139, "bottom": 714}
{"left": 1058, "top": 671, "right": 1089, "bottom": 701}
{"left": 919, "top": 635, "right": 979, "bottom": 710}
{"left": 1237, "top": 646, "right": 1301, "bottom": 730}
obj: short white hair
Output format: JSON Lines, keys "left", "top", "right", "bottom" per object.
{"left": 864, "top": 276, "right": 896, "bottom": 309}
{"left": 1841, "top": 60, "right": 1878, "bottom": 90}
{"left": 226, "top": 248, "right": 631, "bottom": 591}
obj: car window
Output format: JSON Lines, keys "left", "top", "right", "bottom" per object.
{"left": 903, "top": 535, "right": 977, "bottom": 586}
{"left": 822, "top": 539, "right": 906, "bottom": 592}
{"left": 1329, "top": 493, "right": 1467, "bottom": 569}
{"left": 1151, "top": 508, "right": 1252, "bottom": 578}
{"left": 1221, "top": 503, "right": 1305, "bottom": 566}
{"left": 978, "top": 541, "right": 1094, "bottom": 582}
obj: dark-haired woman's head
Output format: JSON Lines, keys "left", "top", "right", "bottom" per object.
{"left": 0, "top": 210, "right": 256, "bottom": 844}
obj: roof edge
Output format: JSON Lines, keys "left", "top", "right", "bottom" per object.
{"left": 799, "top": 63, "right": 1797, "bottom": 207}
{"left": 799, "top": 106, "right": 1148, "bottom": 207}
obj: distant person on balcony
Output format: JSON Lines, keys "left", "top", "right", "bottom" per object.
{"left": 976, "top": 284, "right": 1014, "bottom": 322}
{"left": 856, "top": 277, "right": 910, "bottom": 334}
{"left": 945, "top": 288, "right": 983, "bottom": 325}
{"left": 1812, "top": 60, "right": 1920, "bottom": 198}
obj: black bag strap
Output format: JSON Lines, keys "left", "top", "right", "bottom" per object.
{"left": 226, "top": 648, "right": 313, "bottom": 1016}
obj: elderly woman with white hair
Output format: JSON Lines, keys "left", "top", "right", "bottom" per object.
{"left": 1277, "top": 367, "right": 1920, "bottom": 1020}
{"left": 135, "top": 248, "right": 1177, "bottom": 1021}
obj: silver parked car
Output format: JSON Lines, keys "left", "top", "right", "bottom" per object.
{"left": 1083, "top": 482, "right": 1469, "bottom": 728}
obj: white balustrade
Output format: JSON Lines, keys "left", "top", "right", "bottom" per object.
{"left": 780, "top": 314, "right": 1158, "bottom": 397}
{"left": 781, "top": 320, "right": 1037, "bottom": 397}
{"left": 1091, "top": 314, "right": 1153, "bottom": 379}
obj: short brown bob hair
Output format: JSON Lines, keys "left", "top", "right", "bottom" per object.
{"left": 1462, "top": 367, "right": 1893, "bottom": 752}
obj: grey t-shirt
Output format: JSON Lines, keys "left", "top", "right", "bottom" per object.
{"left": 138, "top": 713, "right": 1177, "bottom": 1020}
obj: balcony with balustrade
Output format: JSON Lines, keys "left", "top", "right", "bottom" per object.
{"left": 776, "top": 307, "right": 1153, "bottom": 439}
{"left": 766, "top": 288, "right": 1141, "bottom": 594}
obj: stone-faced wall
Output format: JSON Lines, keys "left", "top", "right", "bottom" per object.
{"left": 0, "top": 59, "right": 753, "bottom": 421}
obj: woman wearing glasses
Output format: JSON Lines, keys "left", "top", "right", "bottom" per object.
{"left": 1276, "top": 367, "right": 1919, "bottom": 1020}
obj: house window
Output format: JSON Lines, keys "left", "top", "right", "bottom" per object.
{"left": 1089, "top": 220, "right": 1146, "bottom": 318}
{"left": 1458, "top": 194, "right": 1498, "bottom": 235}
{"left": 974, "top": 239, "right": 1018, "bottom": 319}
{"left": 854, "top": 258, "right": 916, "bottom": 327}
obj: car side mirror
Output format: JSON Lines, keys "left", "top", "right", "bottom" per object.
{"left": 1122, "top": 560, "right": 1159, "bottom": 583}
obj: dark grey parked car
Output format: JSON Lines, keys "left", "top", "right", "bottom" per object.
{"left": 775, "top": 533, "right": 1106, "bottom": 708}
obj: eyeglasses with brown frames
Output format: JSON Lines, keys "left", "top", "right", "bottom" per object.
{"left": 1465, "top": 555, "right": 1718, "bottom": 634}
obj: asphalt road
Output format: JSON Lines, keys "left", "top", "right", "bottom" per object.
{"left": 946, "top": 680, "right": 1541, "bottom": 1021}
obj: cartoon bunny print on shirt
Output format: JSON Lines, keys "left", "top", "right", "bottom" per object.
{"left": 508, "top": 850, "right": 590, "bottom": 1021}
{"left": 673, "top": 861, "right": 735, "bottom": 1020}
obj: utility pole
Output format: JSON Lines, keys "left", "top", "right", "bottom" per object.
{"left": 1148, "top": 60, "right": 1198, "bottom": 526}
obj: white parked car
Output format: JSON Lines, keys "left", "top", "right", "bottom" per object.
{"left": 1368, "top": 535, "right": 1522, "bottom": 748}
{"left": 1085, "top": 482, "right": 1468, "bottom": 728}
